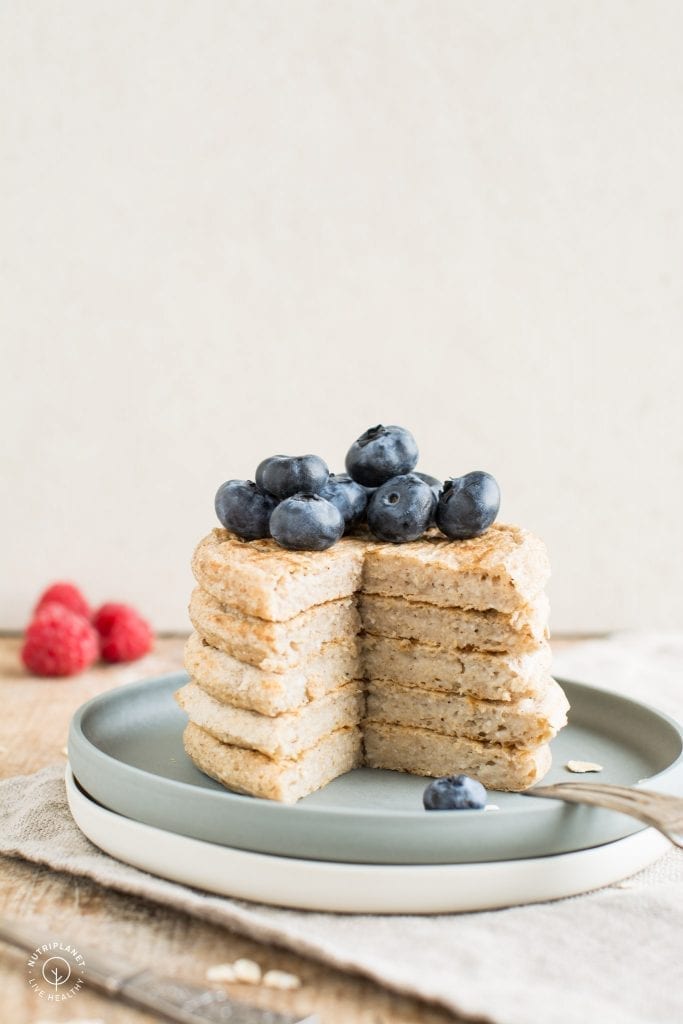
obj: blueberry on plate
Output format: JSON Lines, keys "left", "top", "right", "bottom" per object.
{"left": 345, "top": 425, "right": 419, "bottom": 488}
{"left": 435, "top": 471, "right": 500, "bottom": 540}
{"left": 366, "top": 473, "right": 434, "bottom": 543}
{"left": 423, "top": 775, "right": 487, "bottom": 811}
{"left": 319, "top": 473, "right": 368, "bottom": 529}
{"left": 258, "top": 455, "right": 329, "bottom": 500}
{"left": 215, "top": 480, "right": 278, "bottom": 541}
{"left": 270, "top": 493, "right": 345, "bottom": 551}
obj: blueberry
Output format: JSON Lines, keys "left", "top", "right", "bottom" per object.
{"left": 270, "top": 493, "right": 344, "bottom": 551}
{"left": 319, "top": 473, "right": 368, "bottom": 529}
{"left": 258, "top": 455, "right": 329, "bottom": 500}
{"left": 345, "top": 425, "right": 419, "bottom": 487}
{"left": 435, "top": 471, "right": 500, "bottom": 540}
{"left": 215, "top": 480, "right": 278, "bottom": 541}
{"left": 423, "top": 774, "right": 487, "bottom": 811}
{"left": 255, "top": 455, "right": 285, "bottom": 493}
{"left": 414, "top": 472, "right": 442, "bottom": 520}
{"left": 366, "top": 473, "right": 434, "bottom": 543}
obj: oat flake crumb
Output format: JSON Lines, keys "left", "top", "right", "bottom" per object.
{"left": 206, "top": 963, "right": 237, "bottom": 982}
{"left": 232, "top": 958, "right": 263, "bottom": 984}
{"left": 566, "top": 760, "right": 603, "bottom": 773}
{"left": 263, "top": 969, "right": 302, "bottom": 990}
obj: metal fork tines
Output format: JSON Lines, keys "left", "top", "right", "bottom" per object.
{"left": 524, "top": 782, "right": 683, "bottom": 849}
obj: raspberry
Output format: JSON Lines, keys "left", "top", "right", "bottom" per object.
{"left": 22, "top": 603, "right": 98, "bottom": 677}
{"left": 94, "top": 603, "right": 154, "bottom": 663}
{"left": 92, "top": 602, "right": 131, "bottom": 636}
{"left": 35, "top": 582, "right": 91, "bottom": 621}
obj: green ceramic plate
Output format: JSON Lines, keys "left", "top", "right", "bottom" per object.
{"left": 68, "top": 673, "right": 683, "bottom": 865}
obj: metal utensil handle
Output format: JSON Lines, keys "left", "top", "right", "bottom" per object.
{"left": 0, "top": 918, "right": 316, "bottom": 1024}
{"left": 525, "top": 782, "right": 683, "bottom": 848}
{"left": 122, "top": 970, "right": 318, "bottom": 1024}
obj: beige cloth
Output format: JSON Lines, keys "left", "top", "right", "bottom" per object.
{"left": 1, "top": 633, "right": 682, "bottom": 1024}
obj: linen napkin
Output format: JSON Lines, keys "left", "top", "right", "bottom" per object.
{"left": 1, "top": 632, "right": 682, "bottom": 1024}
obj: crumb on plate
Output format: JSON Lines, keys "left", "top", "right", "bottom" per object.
{"left": 566, "top": 760, "right": 603, "bottom": 773}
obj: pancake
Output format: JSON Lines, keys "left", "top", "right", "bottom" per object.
{"left": 364, "top": 722, "right": 553, "bottom": 792}
{"left": 360, "top": 592, "right": 550, "bottom": 655}
{"left": 362, "top": 635, "right": 552, "bottom": 701}
{"left": 365, "top": 678, "right": 568, "bottom": 748}
{"left": 183, "top": 722, "right": 363, "bottom": 803}
{"left": 192, "top": 528, "right": 368, "bottom": 621}
{"left": 184, "top": 631, "right": 361, "bottom": 715}
{"left": 176, "top": 679, "right": 364, "bottom": 758}
{"left": 189, "top": 587, "right": 361, "bottom": 672}
{"left": 362, "top": 523, "right": 550, "bottom": 612}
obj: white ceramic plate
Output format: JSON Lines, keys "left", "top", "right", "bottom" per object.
{"left": 66, "top": 769, "right": 669, "bottom": 914}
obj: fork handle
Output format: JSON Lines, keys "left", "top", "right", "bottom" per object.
{"left": 524, "top": 783, "right": 683, "bottom": 849}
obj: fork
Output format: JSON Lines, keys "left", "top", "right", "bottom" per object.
{"left": 523, "top": 782, "right": 683, "bottom": 848}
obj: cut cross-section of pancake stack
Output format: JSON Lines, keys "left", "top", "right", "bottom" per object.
{"left": 177, "top": 524, "right": 569, "bottom": 802}
{"left": 177, "top": 533, "right": 368, "bottom": 802}
{"left": 360, "top": 526, "right": 568, "bottom": 791}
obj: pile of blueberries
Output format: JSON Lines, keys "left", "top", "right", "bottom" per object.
{"left": 215, "top": 424, "right": 500, "bottom": 551}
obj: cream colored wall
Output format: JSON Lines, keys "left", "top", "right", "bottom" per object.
{"left": 2, "top": 2, "right": 682, "bottom": 632}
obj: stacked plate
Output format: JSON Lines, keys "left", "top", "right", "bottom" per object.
{"left": 67, "top": 672, "right": 683, "bottom": 914}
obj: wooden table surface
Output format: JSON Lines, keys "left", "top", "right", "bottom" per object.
{"left": 0, "top": 634, "right": 578, "bottom": 1024}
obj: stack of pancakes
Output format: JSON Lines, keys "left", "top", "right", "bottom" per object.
{"left": 177, "top": 523, "right": 568, "bottom": 802}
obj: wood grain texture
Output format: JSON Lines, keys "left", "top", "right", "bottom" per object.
{"left": 0, "top": 635, "right": 576, "bottom": 1023}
